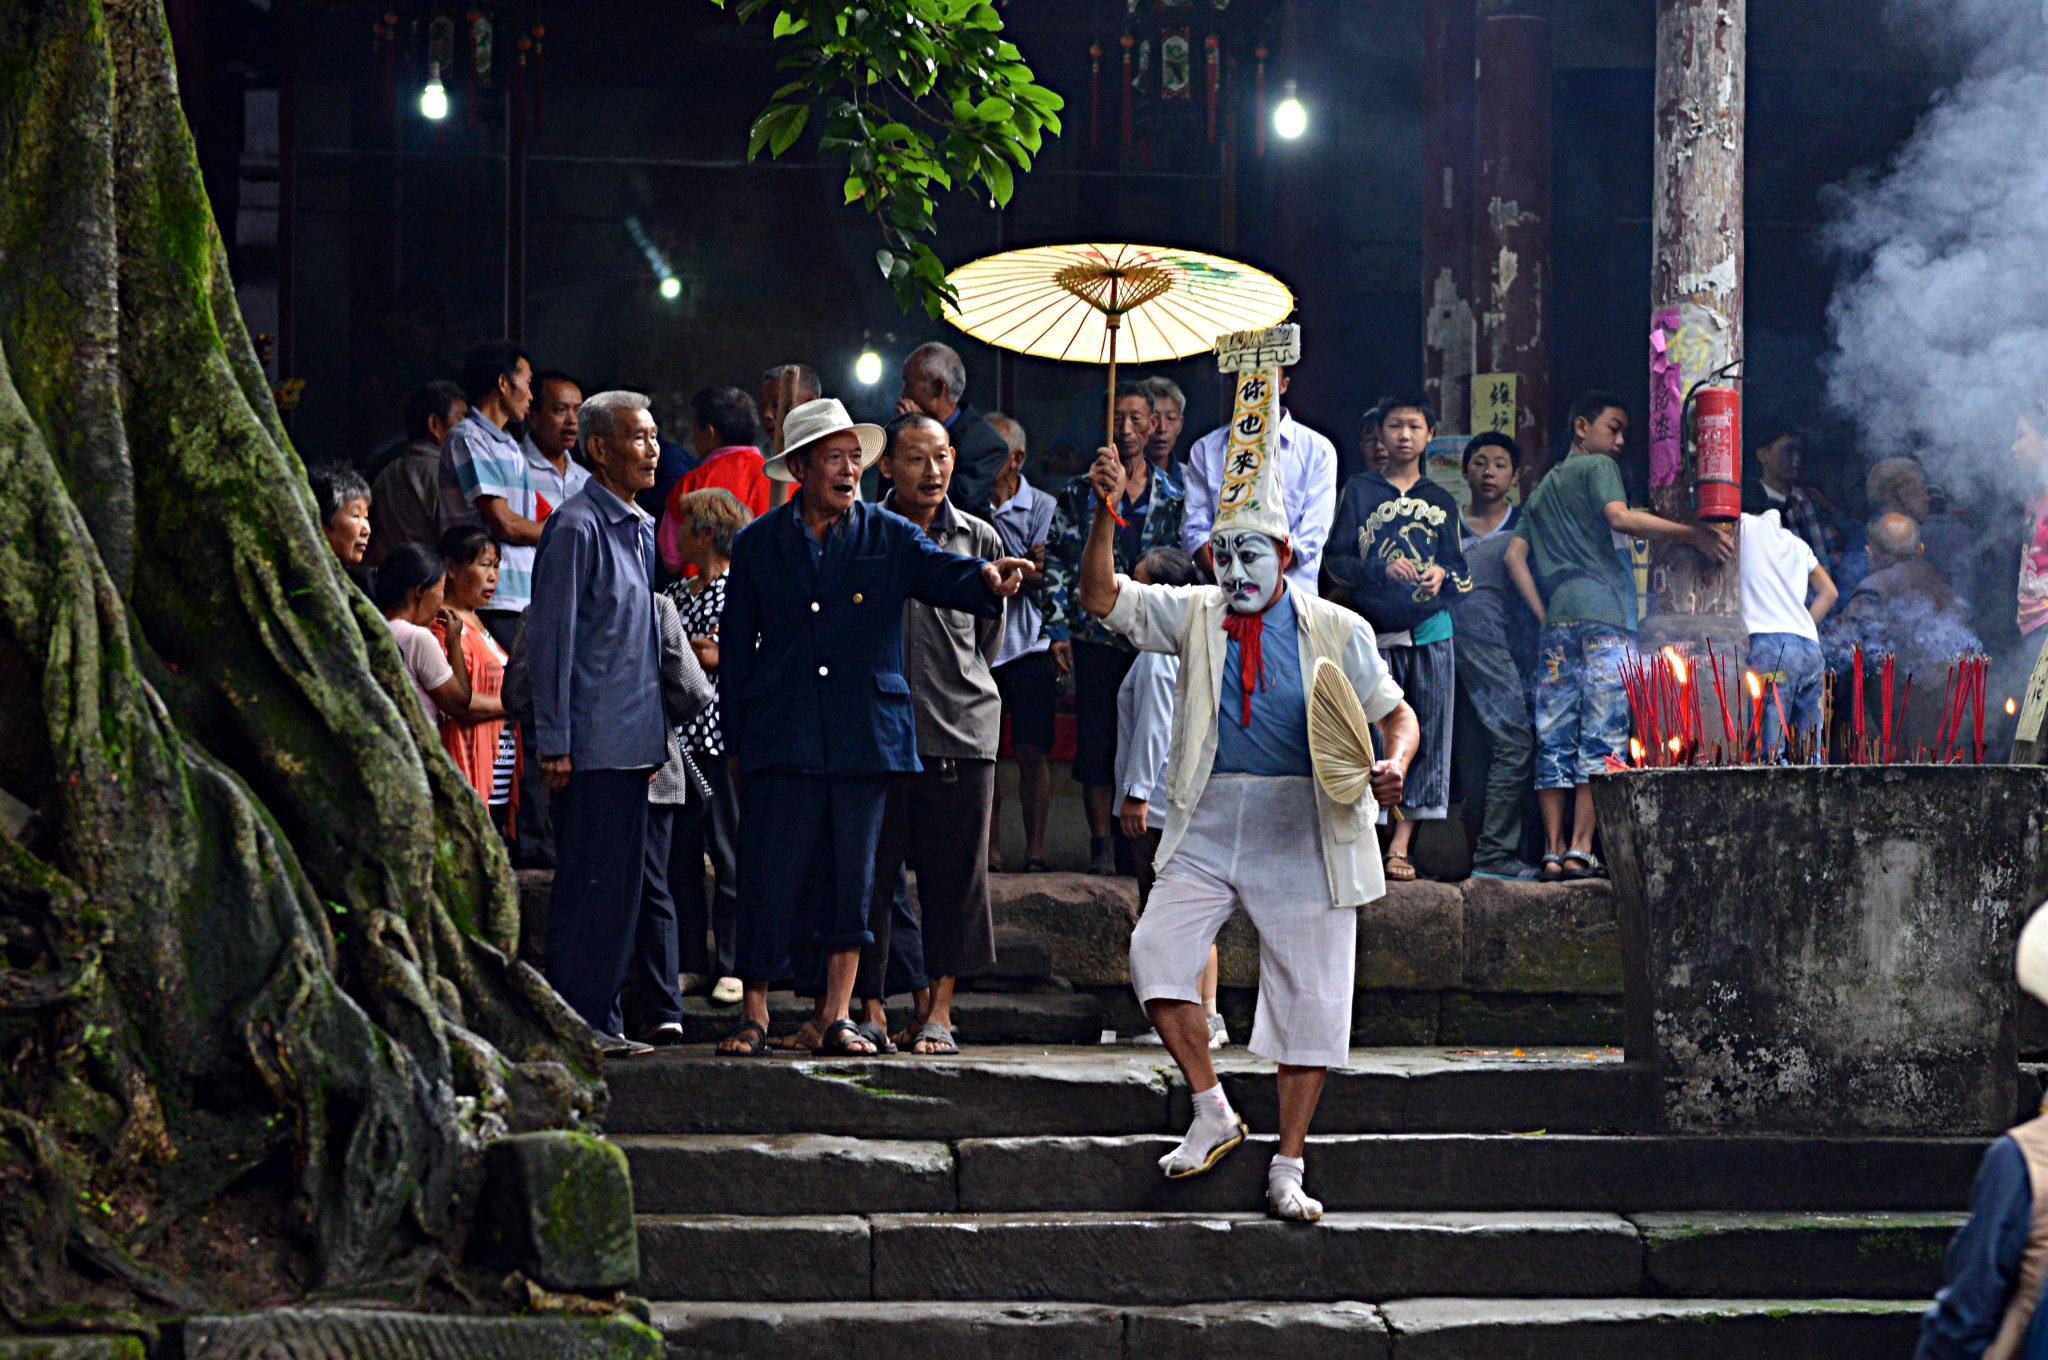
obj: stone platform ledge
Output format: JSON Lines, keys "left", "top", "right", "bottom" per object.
{"left": 993, "top": 871, "right": 1620, "bottom": 995}
{"left": 173, "top": 1307, "right": 661, "bottom": 1360}
{"left": 517, "top": 869, "right": 1620, "bottom": 996}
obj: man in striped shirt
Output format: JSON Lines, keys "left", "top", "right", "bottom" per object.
{"left": 438, "top": 342, "right": 538, "bottom": 653}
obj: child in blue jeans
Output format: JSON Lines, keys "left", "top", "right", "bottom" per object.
{"left": 1505, "top": 392, "right": 1734, "bottom": 881}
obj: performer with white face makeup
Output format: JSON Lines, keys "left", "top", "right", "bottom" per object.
{"left": 1078, "top": 326, "right": 1420, "bottom": 1220}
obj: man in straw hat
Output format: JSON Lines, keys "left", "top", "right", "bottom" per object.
{"left": 1918, "top": 905, "right": 2048, "bottom": 1357}
{"left": 1077, "top": 326, "right": 1420, "bottom": 1220}
{"left": 713, "top": 397, "right": 1033, "bottom": 1058}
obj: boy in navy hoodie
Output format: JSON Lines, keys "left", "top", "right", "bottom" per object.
{"left": 1322, "top": 390, "right": 1469, "bottom": 880}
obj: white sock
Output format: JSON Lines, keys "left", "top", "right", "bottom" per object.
{"left": 1158, "top": 1082, "right": 1243, "bottom": 1177}
{"left": 1268, "top": 1154, "right": 1322, "bottom": 1220}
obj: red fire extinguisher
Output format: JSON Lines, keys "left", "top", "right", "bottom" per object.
{"left": 1690, "top": 384, "right": 1742, "bottom": 522}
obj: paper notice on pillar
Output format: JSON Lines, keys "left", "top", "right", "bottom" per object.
{"left": 1472, "top": 373, "right": 1516, "bottom": 437}
{"left": 1649, "top": 303, "right": 1735, "bottom": 488}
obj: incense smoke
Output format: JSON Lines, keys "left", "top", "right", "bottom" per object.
{"left": 1822, "top": 1, "right": 2048, "bottom": 493}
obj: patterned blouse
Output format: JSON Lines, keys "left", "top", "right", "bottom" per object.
{"left": 664, "top": 572, "right": 727, "bottom": 755}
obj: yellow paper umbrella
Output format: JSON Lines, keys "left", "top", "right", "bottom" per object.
{"left": 944, "top": 243, "right": 1294, "bottom": 465}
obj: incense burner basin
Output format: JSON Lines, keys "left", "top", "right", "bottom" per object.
{"left": 1593, "top": 764, "right": 2048, "bottom": 1136}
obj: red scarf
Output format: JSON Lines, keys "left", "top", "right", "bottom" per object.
{"left": 1221, "top": 610, "right": 1266, "bottom": 726}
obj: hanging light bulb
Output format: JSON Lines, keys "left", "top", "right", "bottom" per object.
{"left": 420, "top": 61, "right": 449, "bottom": 120}
{"left": 659, "top": 276, "right": 682, "bottom": 300}
{"left": 1273, "top": 79, "right": 1306, "bottom": 139}
{"left": 855, "top": 351, "right": 883, "bottom": 386}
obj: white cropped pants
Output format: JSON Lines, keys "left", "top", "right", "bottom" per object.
{"left": 1129, "top": 775, "right": 1356, "bottom": 1068}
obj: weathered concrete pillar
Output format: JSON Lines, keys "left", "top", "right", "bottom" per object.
{"left": 1643, "top": 0, "right": 1745, "bottom": 659}
{"left": 1472, "top": 0, "right": 1551, "bottom": 475}
{"left": 1421, "top": 0, "right": 1477, "bottom": 435}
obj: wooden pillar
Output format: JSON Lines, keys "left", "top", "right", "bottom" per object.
{"left": 1421, "top": 0, "right": 1477, "bottom": 435}
{"left": 1473, "top": 0, "right": 1551, "bottom": 474}
{"left": 1643, "top": 0, "right": 1745, "bottom": 657}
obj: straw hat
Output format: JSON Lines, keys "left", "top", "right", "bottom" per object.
{"left": 763, "top": 398, "right": 885, "bottom": 483}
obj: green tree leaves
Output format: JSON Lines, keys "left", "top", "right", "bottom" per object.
{"left": 714, "top": 0, "right": 1063, "bottom": 318}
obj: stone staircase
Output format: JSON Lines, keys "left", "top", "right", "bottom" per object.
{"left": 607, "top": 1046, "right": 1976, "bottom": 1358}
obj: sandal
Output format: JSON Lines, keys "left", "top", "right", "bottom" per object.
{"left": 776, "top": 1020, "right": 823, "bottom": 1052}
{"left": 716, "top": 1019, "right": 769, "bottom": 1058}
{"left": 910, "top": 1020, "right": 960, "bottom": 1056}
{"left": 1538, "top": 853, "right": 1565, "bottom": 883}
{"left": 1023, "top": 858, "right": 1050, "bottom": 873}
{"left": 857, "top": 1020, "right": 898, "bottom": 1055}
{"left": 815, "top": 1017, "right": 878, "bottom": 1057}
{"left": 1384, "top": 851, "right": 1417, "bottom": 882}
{"left": 1561, "top": 850, "right": 1603, "bottom": 880}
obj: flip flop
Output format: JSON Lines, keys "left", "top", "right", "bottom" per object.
{"left": 716, "top": 1019, "right": 769, "bottom": 1058}
{"left": 856, "top": 1020, "right": 898, "bottom": 1055}
{"left": 910, "top": 1020, "right": 960, "bottom": 1056}
{"left": 815, "top": 1017, "right": 879, "bottom": 1057}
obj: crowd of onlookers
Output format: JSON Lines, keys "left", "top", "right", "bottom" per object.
{"left": 300, "top": 335, "right": 2048, "bottom": 1051}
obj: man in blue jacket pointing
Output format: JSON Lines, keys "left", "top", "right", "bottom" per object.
{"left": 715, "top": 398, "right": 1030, "bottom": 1058}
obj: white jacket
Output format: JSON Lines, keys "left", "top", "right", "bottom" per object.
{"left": 1101, "top": 578, "right": 1405, "bottom": 907}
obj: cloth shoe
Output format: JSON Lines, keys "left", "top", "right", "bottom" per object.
{"left": 1470, "top": 859, "right": 1541, "bottom": 881}
{"left": 1131, "top": 1029, "right": 1165, "bottom": 1047}
{"left": 1158, "top": 1083, "right": 1246, "bottom": 1179}
{"left": 1267, "top": 1154, "right": 1323, "bottom": 1221}
{"left": 711, "top": 976, "right": 744, "bottom": 1005}
{"left": 1088, "top": 836, "right": 1117, "bottom": 876}
{"left": 1207, "top": 1013, "right": 1229, "bottom": 1049}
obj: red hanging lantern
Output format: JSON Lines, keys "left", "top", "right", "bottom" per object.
{"left": 1089, "top": 40, "right": 1102, "bottom": 155}
{"left": 1204, "top": 33, "right": 1220, "bottom": 143}
{"left": 1253, "top": 45, "right": 1268, "bottom": 159}
{"left": 1693, "top": 386, "right": 1742, "bottom": 522}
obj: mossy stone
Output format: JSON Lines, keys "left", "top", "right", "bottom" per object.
{"left": 470, "top": 1132, "right": 639, "bottom": 1291}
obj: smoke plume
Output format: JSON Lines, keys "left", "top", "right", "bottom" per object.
{"left": 1822, "top": 2, "right": 2048, "bottom": 494}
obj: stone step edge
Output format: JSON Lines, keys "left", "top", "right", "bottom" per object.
{"left": 648, "top": 1297, "right": 1928, "bottom": 1349}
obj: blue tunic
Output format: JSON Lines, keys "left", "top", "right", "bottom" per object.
{"left": 1214, "top": 587, "right": 1314, "bottom": 778}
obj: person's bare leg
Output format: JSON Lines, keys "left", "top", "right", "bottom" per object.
{"left": 916, "top": 976, "right": 958, "bottom": 1052}
{"left": 1146, "top": 997, "right": 1218, "bottom": 1090}
{"left": 1016, "top": 744, "right": 1051, "bottom": 862}
{"left": 987, "top": 784, "right": 1004, "bottom": 871}
{"left": 1199, "top": 947, "right": 1220, "bottom": 1015}
{"left": 1538, "top": 787, "right": 1569, "bottom": 859}
{"left": 1268, "top": 1063, "right": 1329, "bottom": 1220}
{"left": 821, "top": 946, "right": 873, "bottom": 1052}
{"left": 1569, "top": 783, "right": 1597, "bottom": 857}
{"left": 1085, "top": 784, "right": 1113, "bottom": 839}
{"left": 1274, "top": 1065, "right": 1327, "bottom": 1158}
{"left": 1388, "top": 816, "right": 1417, "bottom": 860}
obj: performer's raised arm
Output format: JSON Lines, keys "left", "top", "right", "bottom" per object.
{"left": 1078, "top": 446, "right": 1125, "bottom": 619}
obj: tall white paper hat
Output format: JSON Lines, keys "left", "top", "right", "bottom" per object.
{"left": 1210, "top": 325, "right": 1299, "bottom": 544}
{"left": 2019, "top": 903, "right": 2048, "bottom": 1003}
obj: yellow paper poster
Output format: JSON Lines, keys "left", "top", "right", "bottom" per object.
{"left": 1472, "top": 372, "right": 1517, "bottom": 437}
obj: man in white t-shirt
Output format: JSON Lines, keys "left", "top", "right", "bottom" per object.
{"left": 1741, "top": 509, "right": 1839, "bottom": 759}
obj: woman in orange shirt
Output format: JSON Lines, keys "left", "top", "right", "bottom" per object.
{"left": 434, "top": 526, "right": 513, "bottom": 831}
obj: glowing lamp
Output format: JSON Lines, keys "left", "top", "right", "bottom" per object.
{"left": 855, "top": 351, "right": 884, "bottom": 385}
{"left": 659, "top": 276, "right": 682, "bottom": 300}
{"left": 1273, "top": 81, "right": 1306, "bottom": 139}
{"left": 420, "top": 62, "right": 449, "bottom": 121}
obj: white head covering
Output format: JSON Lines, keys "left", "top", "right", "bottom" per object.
{"left": 1210, "top": 326, "right": 1297, "bottom": 544}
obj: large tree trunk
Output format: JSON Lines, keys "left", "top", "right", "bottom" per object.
{"left": 0, "top": 0, "right": 602, "bottom": 1332}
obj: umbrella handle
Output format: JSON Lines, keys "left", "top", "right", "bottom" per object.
{"left": 1101, "top": 312, "right": 1127, "bottom": 528}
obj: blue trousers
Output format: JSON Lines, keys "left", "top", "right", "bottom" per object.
{"left": 1748, "top": 632, "right": 1824, "bottom": 761}
{"left": 734, "top": 772, "right": 887, "bottom": 983}
{"left": 546, "top": 768, "right": 651, "bottom": 1036}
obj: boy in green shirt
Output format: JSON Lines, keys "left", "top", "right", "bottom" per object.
{"left": 1505, "top": 391, "right": 1732, "bottom": 880}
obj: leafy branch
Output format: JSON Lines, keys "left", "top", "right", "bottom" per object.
{"left": 714, "top": 0, "right": 1063, "bottom": 318}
